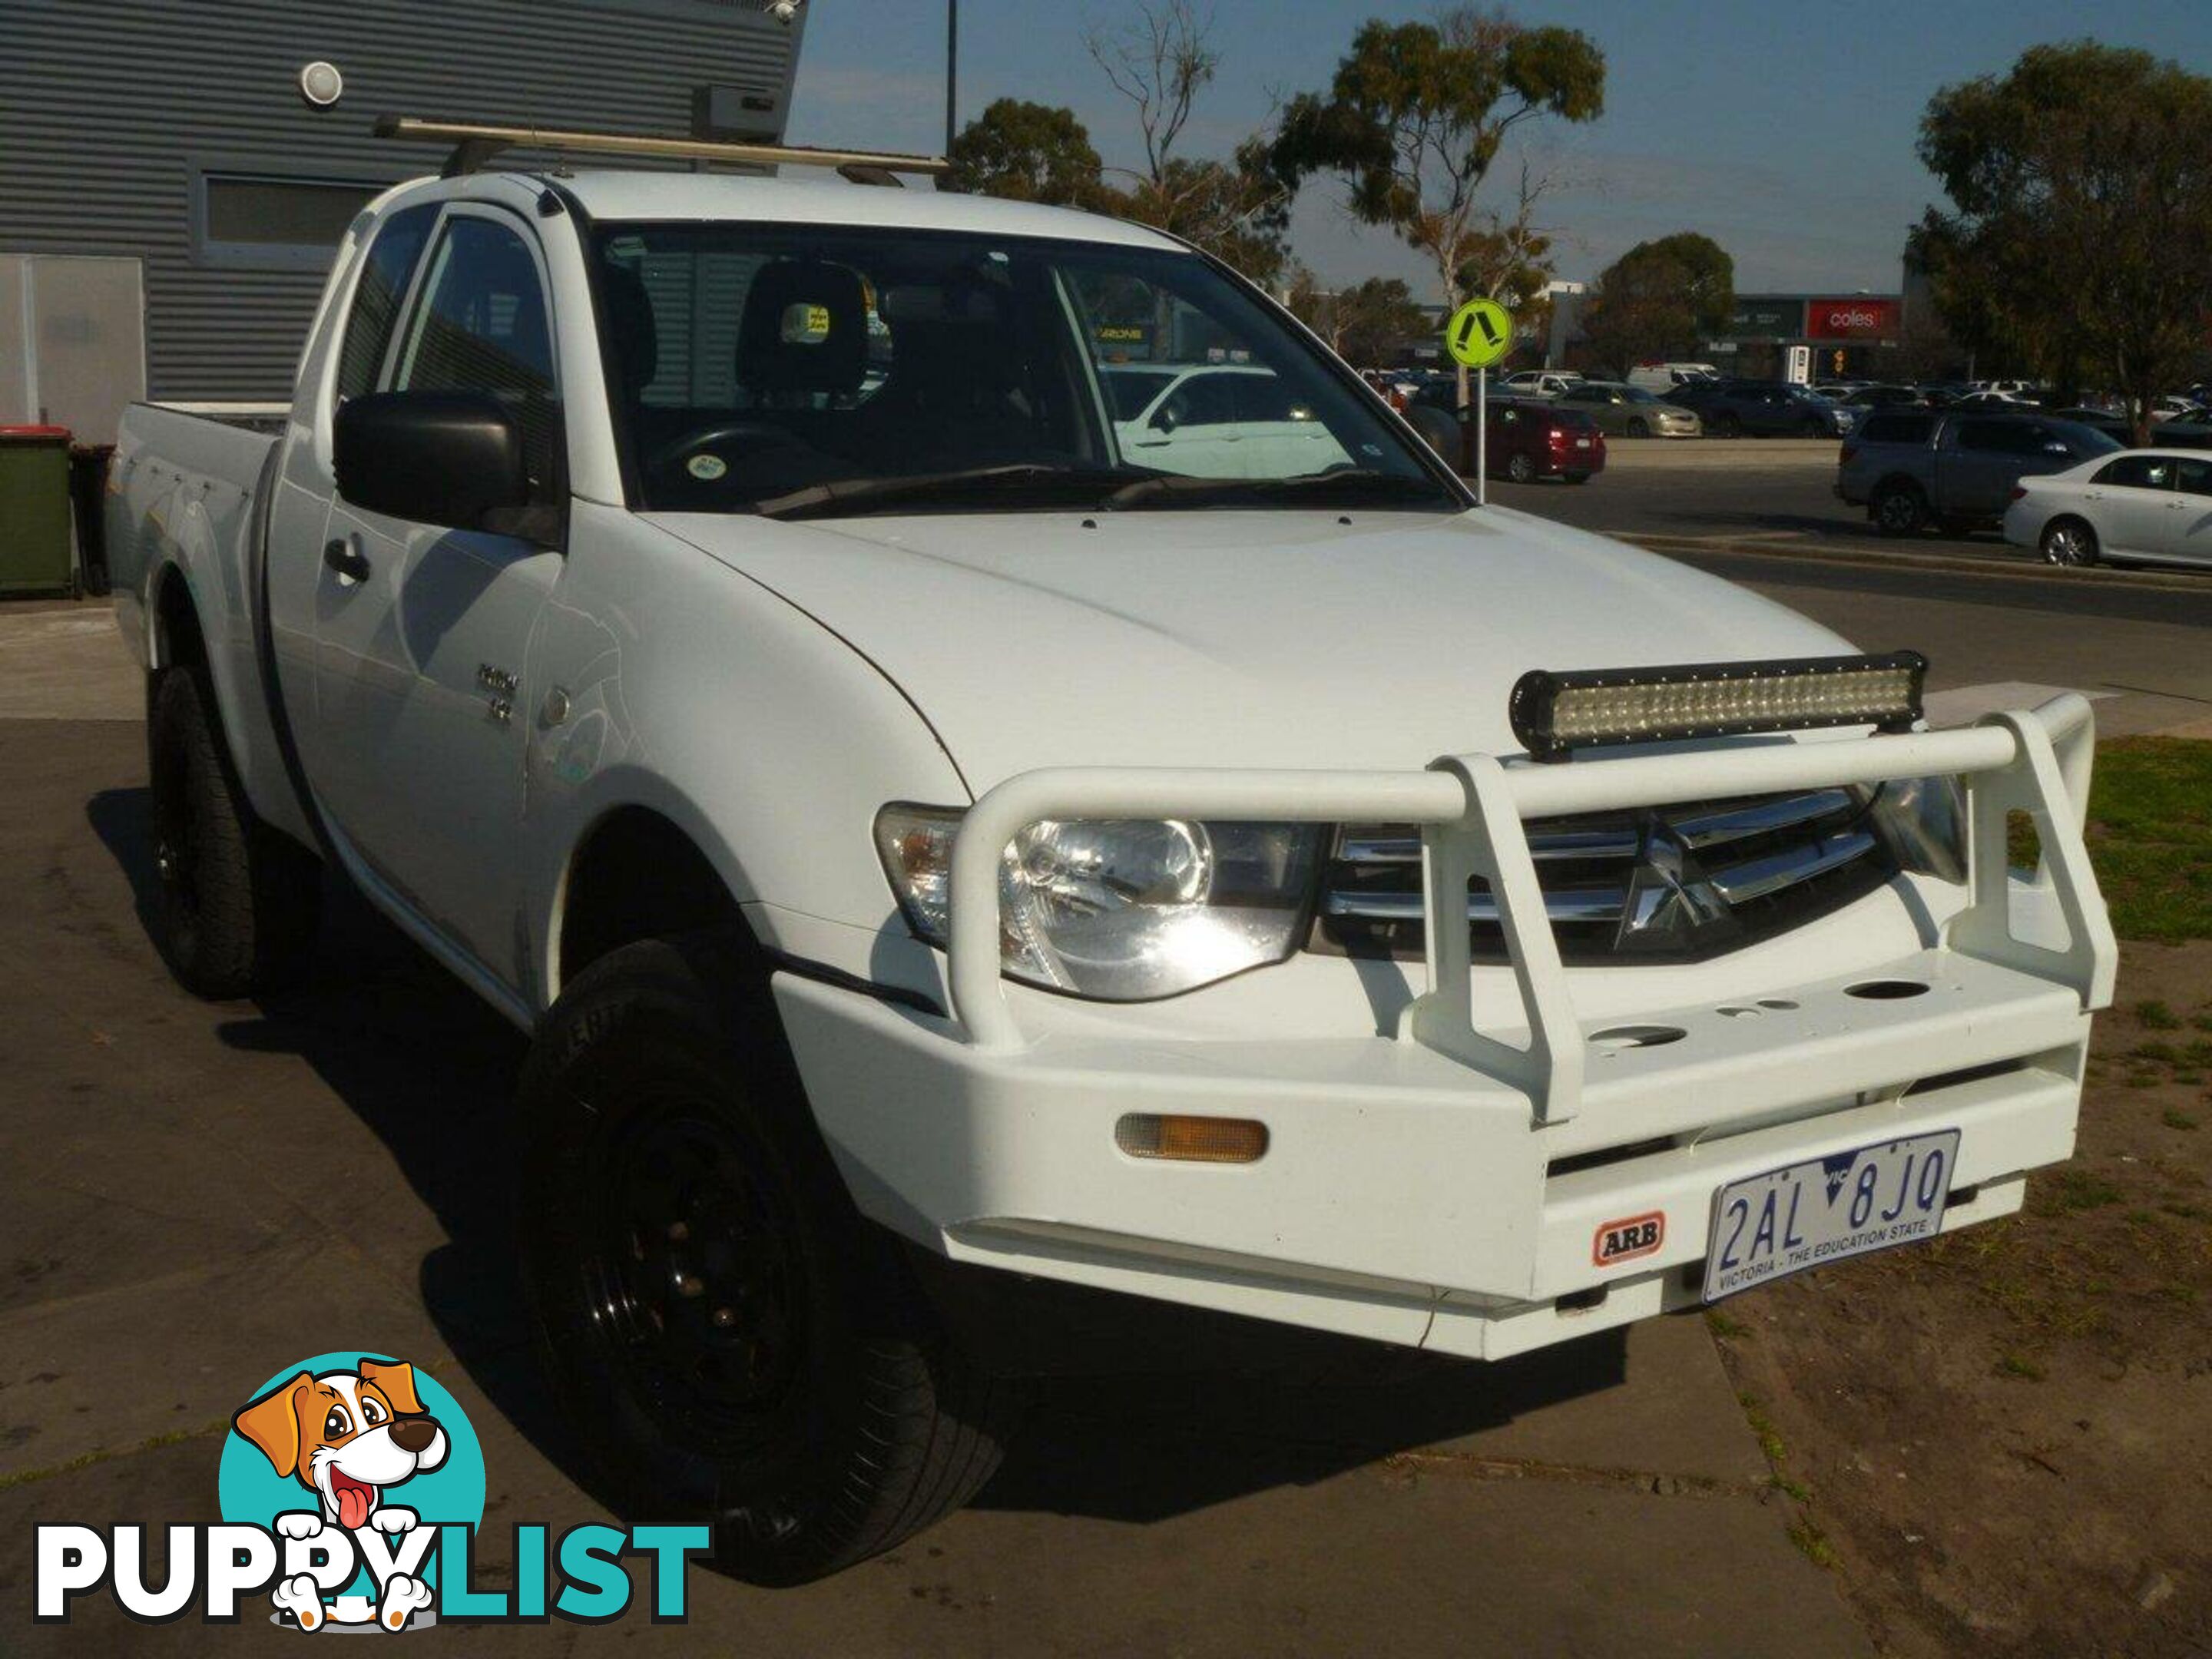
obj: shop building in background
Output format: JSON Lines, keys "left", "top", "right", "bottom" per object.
{"left": 0, "top": 0, "right": 807, "bottom": 441}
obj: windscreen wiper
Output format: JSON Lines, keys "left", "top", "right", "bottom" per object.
{"left": 754, "top": 465, "right": 1148, "bottom": 521}
{"left": 1100, "top": 468, "right": 1454, "bottom": 512}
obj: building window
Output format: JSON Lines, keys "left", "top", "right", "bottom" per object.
{"left": 194, "top": 171, "right": 382, "bottom": 271}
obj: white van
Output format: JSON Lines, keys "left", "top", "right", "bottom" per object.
{"left": 1628, "top": 362, "right": 1720, "bottom": 392}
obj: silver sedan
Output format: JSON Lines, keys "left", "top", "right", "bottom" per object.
{"left": 1555, "top": 381, "right": 1704, "bottom": 438}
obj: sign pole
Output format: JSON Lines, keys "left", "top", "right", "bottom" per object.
{"left": 1443, "top": 296, "right": 1511, "bottom": 508}
{"left": 1475, "top": 365, "right": 1487, "bottom": 506}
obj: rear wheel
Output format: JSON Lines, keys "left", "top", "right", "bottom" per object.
{"left": 1712, "top": 411, "right": 1743, "bottom": 439}
{"left": 2040, "top": 517, "right": 2099, "bottom": 567}
{"left": 147, "top": 667, "right": 320, "bottom": 998}
{"left": 1506, "top": 451, "right": 1537, "bottom": 484}
{"left": 1870, "top": 479, "right": 1929, "bottom": 538}
{"left": 519, "top": 933, "right": 1018, "bottom": 1584}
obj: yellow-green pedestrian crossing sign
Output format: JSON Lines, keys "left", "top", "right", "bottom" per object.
{"left": 1445, "top": 298, "right": 1513, "bottom": 369}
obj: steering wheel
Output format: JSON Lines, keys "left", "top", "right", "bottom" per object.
{"left": 646, "top": 422, "right": 803, "bottom": 474}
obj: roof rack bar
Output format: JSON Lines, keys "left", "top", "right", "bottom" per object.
{"left": 373, "top": 115, "right": 953, "bottom": 183}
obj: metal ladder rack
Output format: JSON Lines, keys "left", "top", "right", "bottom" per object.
{"left": 373, "top": 115, "right": 952, "bottom": 185}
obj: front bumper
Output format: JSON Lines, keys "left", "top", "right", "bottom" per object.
{"left": 779, "top": 698, "right": 2113, "bottom": 1363}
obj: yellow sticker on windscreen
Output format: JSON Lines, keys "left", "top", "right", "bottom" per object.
{"left": 687, "top": 453, "right": 728, "bottom": 482}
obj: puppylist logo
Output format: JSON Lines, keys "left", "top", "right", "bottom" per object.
{"left": 34, "top": 1352, "right": 710, "bottom": 1631}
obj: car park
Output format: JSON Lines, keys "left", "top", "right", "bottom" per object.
{"left": 2003, "top": 449, "right": 2212, "bottom": 568}
{"left": 1553, "top": 379, "right": 1702, "bottom": 438}
{"left": 1664, "top": 379, "right": 1857, "bottom": 438}
{"left": 101, "top": 121, "right": 2114, "bottom": 1582}
{"left": 1836, "top": 409, "right": 2120, "bottom": 535}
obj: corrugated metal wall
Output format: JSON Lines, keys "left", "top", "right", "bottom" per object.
{"left": 0, "top": 0, "right": 803, "bottom": 402}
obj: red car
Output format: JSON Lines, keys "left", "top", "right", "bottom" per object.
{"left": 1406, "top": 387, "right": 1607, "bottom": 484}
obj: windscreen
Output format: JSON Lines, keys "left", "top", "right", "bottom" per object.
{"left": 591, "top": 223, "right": 1457, "bottom": 518}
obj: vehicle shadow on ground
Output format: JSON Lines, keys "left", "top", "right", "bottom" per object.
{"left": 86, "top": 785, "right": 1631, "bottom": 1532}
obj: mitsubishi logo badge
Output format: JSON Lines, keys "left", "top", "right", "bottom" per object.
{"left": 1614, "top": 816, "right": 1737, "bottom": 952}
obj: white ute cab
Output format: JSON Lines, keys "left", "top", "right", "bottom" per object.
{"left": 105, "top": 122, "right": 2116, "bottom": 1582}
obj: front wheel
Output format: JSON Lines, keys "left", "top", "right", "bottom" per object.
{"left": 1626, "top": 418, "right": 1650, "bottom": 439}
{"left": 2040, "top": 518, "right": 2099, "bottom": 567}
{"left": 518, "top": 934, "right": 1018, "bottom": 1584}
{"left": 1506, "top": 451, "right": 1537, "bottom": 484}
{"left": 1711, "top": 412, "right": 1742, "bottom": 439}
{"left": 147, "top": 667, "right": 320, "bottom": 998}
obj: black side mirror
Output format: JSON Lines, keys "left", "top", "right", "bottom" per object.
{"left": 1150, "top": 403, "right": 1181, "bottom": 435}
{"left": 335, "top": 391, "right": 531, "bottom": 529}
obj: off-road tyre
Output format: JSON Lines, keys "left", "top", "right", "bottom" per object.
{"left": 518, "top": 932, "right": 1018, "bottom": 1584}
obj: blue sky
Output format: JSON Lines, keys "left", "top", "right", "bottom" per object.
{"left": 785, "top": 0, "right": 2212, "bottom": 297}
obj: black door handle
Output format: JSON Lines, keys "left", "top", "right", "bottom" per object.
{"left": 323, "top": 538, "right": 371, "bottom": 581}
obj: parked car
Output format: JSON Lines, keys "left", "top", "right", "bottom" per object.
{"left": 1500, "top": 369, "right": 1583, "bottom": 399}
{"left": 1626, "top": 361, "right": 1719, "bottom": 392}
{"left": 1813, "top": 381, "right": 1869, "bottom": 401}
{"left": 1406, "top": 385, "right": 1607, "bottom": 481}
{"left": 1664, "top": 379, "right": 1856, "bottom": 439}
{"left": 2003, "top": 449, "right": 2212, "bottom": 568}
{"left": 105, "top": 134, "right": 2111, "bottom": 1581}
{"left": 1836, "top": 409, "right": 2121, "bottom": 535}
{"left": 1101, "top": 363, "right": 1346, "bottom": 478}
{"left": 1838, "top": 385, "right": 1926, "bottom": 410}
{"left": 2048, "top": 408, "right": 2212, "bottom": 451}
{"left": 1553, "top": 379, "right": 1702, "bottom": 438}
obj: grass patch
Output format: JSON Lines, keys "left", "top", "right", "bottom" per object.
{"left": 2048, "top": 1170, "right": 2124, "bottom": 1211}
{"left": 1995, "top": 1350, "right": 2046, "bottom": 1381}
{"left": 1706, "top": 1310, "right": 1750, "bottom": 1340}
{"left": 2084, "top": 739, "right": 2212, "bottom": 942}
{"left": 2137, "top": 1000, "right": 2181, "bottom": 1030}
{"left": 2166, "top": 1110, "right": 2201, "bottom": 1131}
{"left": 1789, "top": 1515, "right": 1839, "bottom": 1570}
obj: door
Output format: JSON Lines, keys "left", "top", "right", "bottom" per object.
{"left": 1943, "top": 419, "right": 2044, "bottom": 517}
{"left": 313, "top": 205, "right": 564, "bottom": 974}
{"left": 2080, "top": 453, "right": 2177, "bottom": 558}
{"left": 2162, "top": 457, "right": 2212, "bottom": 564}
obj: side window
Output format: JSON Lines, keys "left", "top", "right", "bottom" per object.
{"left": 333, "top": 203, "right": 439, "bottom": 407}
{"left": 2177, "top": 457, "right": 2212, "bottom": 498}
{"left": 1162, "top": 373, "right": 1240, "bottom": 429}
{"left": 394, "top": 214, "right": 558, "bottom": 490}
{"left": 1957, "top": 419, "right": 2032, "bottom": 455}
{"left": 2095, "top": 455, "right": 2174, "bottom": 489}
{"left": 1231, "top": 373, "right": 1306, "bottom": 423}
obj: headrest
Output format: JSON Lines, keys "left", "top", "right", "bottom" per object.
{"left": 598, "top": 262, "right": 660, "bottom": 400}
{"left": 737, "top": 260, "right": 869, "bottom": 397}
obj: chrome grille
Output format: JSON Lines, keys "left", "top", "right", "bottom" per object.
{"left": 1314, "top": 788, "right": 1892, "bottom": 964}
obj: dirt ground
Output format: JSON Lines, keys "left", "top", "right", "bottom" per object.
{"left": 1717, "top": 940, "right": 2212, "bottom": 1658}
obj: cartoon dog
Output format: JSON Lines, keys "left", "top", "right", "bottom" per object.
{"left": 232, "top": 1358, "right": 449, "bottom": 1631}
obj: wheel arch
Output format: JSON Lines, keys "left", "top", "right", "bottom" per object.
{"left": 551, "top": 800, "right": 767, "bottom": 1002}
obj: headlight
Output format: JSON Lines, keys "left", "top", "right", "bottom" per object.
{"left": 875, "top": 806, "right": 1324, "bottom": 1000}
{"left": 1863, "top": 774, "right": 1966, "bottom": 883}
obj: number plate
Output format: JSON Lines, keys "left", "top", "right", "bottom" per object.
{"left": 1703, "top": 1130, "right": 1960, "bottom": 1302}
{"left": 1574, "top": 436, "right": 1592, "bottom": 448}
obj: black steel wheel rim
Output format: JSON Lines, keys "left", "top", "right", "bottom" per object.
{"left": 150, "top": 730, "right": 200, "bottom": 932}
{"left": 579, "top": 1097, "right": 805, "bottom": 1452}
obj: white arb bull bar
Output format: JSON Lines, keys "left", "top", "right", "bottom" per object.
{"left": 946, "top": 694, "right": 2115, "bottom": 1126}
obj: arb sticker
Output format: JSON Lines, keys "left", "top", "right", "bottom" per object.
{"left": 1593, "top": 1210, "right": 1666, "bottom": 1267}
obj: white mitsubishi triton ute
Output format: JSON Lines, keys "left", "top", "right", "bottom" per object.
{"left": 104, "top": 121, "right": 2115, "bottom": 1582}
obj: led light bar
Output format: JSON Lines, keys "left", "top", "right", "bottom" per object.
{"left": 1508, "top": 651, "right": 1928, "bottom": 760}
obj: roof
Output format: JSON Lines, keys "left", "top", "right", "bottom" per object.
{"left": 543, "top": 168, "right": 1182, "bottom": 250}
